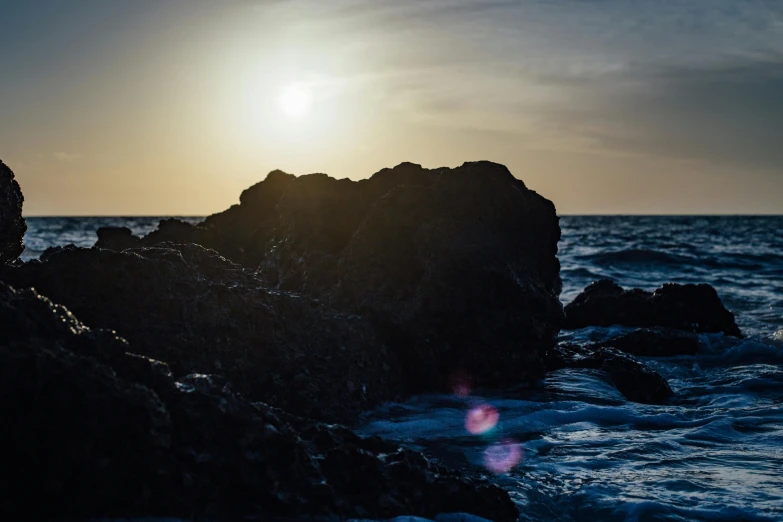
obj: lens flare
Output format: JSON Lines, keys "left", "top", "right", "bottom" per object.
{"left": 465, "top": 404, "right": 499, "bottom": 435}
{"left": 483, "top": 440, "right": 523, "bottom": 474}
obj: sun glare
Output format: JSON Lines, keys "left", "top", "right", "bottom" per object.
{"left": 278, "top": 84, "right": 312, "bottom": 118}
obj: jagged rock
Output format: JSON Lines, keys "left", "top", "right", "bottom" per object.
{"left": 0, "top": 160, "right": 26, "bottom": 263}
{"left": 94, "top": 169, "right": 298, "bottom": 266}
{"left": 564, "top": 279, "right": 741, "bottom": 337}
{"left": 2, "top": 244, "right": 399, "bottom": 422}
{"left": 332, "top": 163, "right": 562, "bottom": 390}
{"left": 141, "top": 218, "right": 203, "bottom": 246}
{"left": 546, "top": 343, "right": 674, "bottom": 404}
{"left": 95, "top": 226, "right": 141, "bottom": 251}
{"left": 200, "top": 169, "right": 297, "bottom": 264}
{"left": 0, "top": 281, "right": 518, "bottom": 521}
{"left": 0, "top": 282, "right": 175, "bottom": 518}
{"left": 597, "top": 327, "right": 701, "bottom": 357}
{"left": 96, "top": 161, "right": 564, "bottom": 390}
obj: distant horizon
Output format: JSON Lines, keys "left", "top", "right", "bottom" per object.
{"left": 22, "top": 213, "right": 783, "bottom": 218}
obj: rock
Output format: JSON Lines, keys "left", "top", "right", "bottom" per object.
{"left": 141, "top": 217, "right": 203, "bottom": 247}
{"left": 585, "top": 348, "right": 674, "bottom": 404}
{"left": 546, "top": 343, "right": 674, "bottom": 404}
{"left": 98, "top": 161, "right": 564, "bottom": 390}
{"left": 1, "top": 244, "right": 398, "bottom": 422}
{"left": 332, "top": 162, "right": 563, "bottom": 390}
{"left": 200, "top": 169, "right": 297, "bottom": 265}
{"left": 0, "top": 282, "right": 175, "bottom": 519}
{"left": 564, "top": 279, "right": 741, "bottom": 337}
{"left": 95, "top": 226, "right": 141, "bottom": 251}
{"left": 0, "top": 160, "right": 26, "bottom": 263}
{"left": 0, "top": 281, "right": 518, "bottom": 521}
{"left": 597, "top": 327, "right": 701, "bottom": 357}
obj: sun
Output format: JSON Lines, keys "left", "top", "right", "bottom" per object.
{"left": 278, "top": 83, "right": 312, "bottom": 118}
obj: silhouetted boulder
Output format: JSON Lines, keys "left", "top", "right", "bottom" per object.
{"left": 142, "top": 217, "right": 203, "bottom": 246}
{"left": 201, "top": 169, "right": 297, "bottom": 264}
{"left": 564, "top": 279, "right": 741, "bottom": 337}
{"left": 105, "top": 161, "right": 563, "bottom": 390}
{"left": 95, "top": 226, "right": 141, "bottom": 251}
{"left": 261, "top": 172, "right": 371, "bottom": 292}
{"left": 546, "top": 343, "right": 673, "bottom": 404}
{"left": 0, "top": 160, "right": 26, "bottom": 263}
{"left": 0, "top": 281, "right": 518, "bottom": 521}
{"left": 333, "top": 162, "right": 563, "bottom": 390}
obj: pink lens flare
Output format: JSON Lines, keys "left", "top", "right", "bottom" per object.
{"left": 483, "top": 440, "right": 523, "bottom": 474}
{"left": 465, "top": 404, "right": 499, "bottom": 435}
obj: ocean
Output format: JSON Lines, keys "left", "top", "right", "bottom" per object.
{"left": 21, "top": 216, "right": 783, "bottom": 521}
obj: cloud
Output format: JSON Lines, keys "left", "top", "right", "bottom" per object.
{"left": 319, "top": 0, "right": 783, "bottom": 170}
{"left": 527, "top": 55, "right": 783, "bottom": 168}
{"left": 54, "top": 152, "right": 83, "bottom": 162}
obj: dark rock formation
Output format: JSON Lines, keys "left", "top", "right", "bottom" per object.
{"left": 546, "top": 343, "right": 674, "bottom": 404}
{"left": 597, "top": 327, "right": 701, "bottom": 357}
{"left": 0, "top": 281, "right": 518, "bottom": 521}
{"left": 95, "top": 226, "right": 141, "bottom": 251}
{"left": 93, "top": 161, "right": 564, "bottom": 391}
{"left": 585, "top": 348, "right": 674, "bottom": 404}
{"left": 0, "top": 160, "right": 26, "bottom": 263}
{"left": 332, "top": 164, "right": 562, "bottom": 390}
{"left": 564, "top": 279, "right": 741, "bottom": 337}
{"left": 142, "top": 217, "right": 205, "bottom": 248}
{"left": 1, "top": 244, "right": 398, "bottom": 422}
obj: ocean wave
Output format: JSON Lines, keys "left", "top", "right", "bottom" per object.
{"left": 577, "top": 248, "right": 783, "bottom": 272}
{"left": 609, "top": 501, "right": 780, "bottom": 522}
{"left": 578, "top": 248, "right": 689, "bottom": 267}
{"left": 359, "top": 354, "right": 783, "bottom": 521}
{"left": 560, "top": 267, "right": 605, "bottom": 280}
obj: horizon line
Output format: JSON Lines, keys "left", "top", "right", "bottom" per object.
{"left": 21, "top": 213, "right": 783, "bottom": 218}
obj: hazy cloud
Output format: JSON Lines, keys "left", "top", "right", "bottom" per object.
{"left": 522, "top": 56, "right": 783, "bottom": 167}
{"left": 311, "top": 0, "right": 783, "bottom": 169}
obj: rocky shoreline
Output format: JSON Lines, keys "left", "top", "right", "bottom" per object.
{"left": 0, "top": 159, "right": 742, "bottom": 520}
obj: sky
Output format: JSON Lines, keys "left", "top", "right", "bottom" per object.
{"left": 1, "top": 0, "right": 782, "bottom": 215}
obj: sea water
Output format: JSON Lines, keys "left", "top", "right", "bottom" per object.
{"left": 21, "top": 216, "right": 783, "bottom": 521}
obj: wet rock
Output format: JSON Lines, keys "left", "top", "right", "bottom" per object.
{"left": 2, "top": 244, "right": 399, "bottom": 422}
{"left": 597, "top": 327, "right": 701, "bottom": 357}
{"left": 0, "top": 160, "right": 26, "bottom": 263}
{"left": 564, "top": 279, "right": 741, "bottom": 337}
{"left": 103, "top": 161, "right": 564, "bottom": 390}
{"left": 95, "top": 226, "right": 141, "bottom": 251}
{"left": 0, "top": 282, "right": 175, "bottom": 519}
{"left": 546, "top": 343, "right": 674, "bottom": 404}
{"left": 585, "top": 348, "right": 674, "bottom": 404}
{"left": 0, "top": 281, "right": 518, "bottom": 521}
